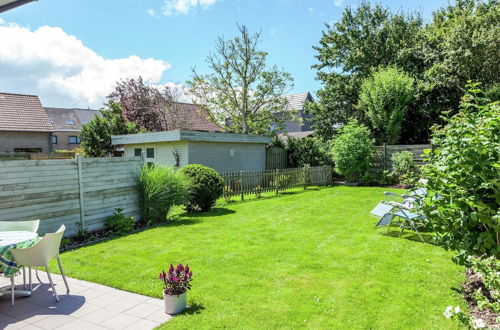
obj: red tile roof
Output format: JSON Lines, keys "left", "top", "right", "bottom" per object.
{"left": 172, "top": 102, "right": 223, "bottom": 132}
{"left": 0, "top": 92, "right": 54, "bottom": 132}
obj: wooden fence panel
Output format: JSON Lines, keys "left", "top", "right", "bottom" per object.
{"left": 0, "top": 156, "right": 142, "bottom": 236}
{"left": 371, "top": 144, "right": 431, "bottom": 171}
{"left": 221, "top": 165, "right": 331, "bottom": 200}
{"left": 266, "top": 147, "right": 288, "bottom": 170}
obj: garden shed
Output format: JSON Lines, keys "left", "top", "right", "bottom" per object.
{"left": 111, "top": 129, "right": 272, "bottom": 172}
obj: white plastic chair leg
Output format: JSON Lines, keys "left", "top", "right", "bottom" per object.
{"left": 45, "top": 265, "right": 59, "bottom": 302}
{"left": 22, "top": 267, "right": 26, "bottom": 290}
{"left": 10, "top": 277, "right": 15, "bottom": 306}
{"left": 36, "top": 268, "right": 42, "bottom": 284}
{"left": 56, "top": 257, "right": 70, "bottom": 294}
{"left": 29, "top": 267, "right": 32, "bottom": 291}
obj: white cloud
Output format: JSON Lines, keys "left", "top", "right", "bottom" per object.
{"left": 162, "top": 0, "right": 219, "bottom": 16}
{"left": 334, "top": 0, "right": 344, "bottom": 7}
{"left": 0, "top": 18, "right": 4, "bottom": 25}
{"left": 146, "top": 8, "right": 157, "bottom": 17}
{"left": 0, "top": 23, "right": 171, "bottom": 108}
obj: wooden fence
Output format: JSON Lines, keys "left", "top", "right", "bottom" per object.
{"left": 0, "top": 156, "right": 142, "bottom": 236}
{"left": 265, "top": 147, "right": 288, "bottom": 170}
{"left": 371, "top": 144, "right": 431, "bottom": 171}
{"left": 221, "top": 165, "right": 332, "bottom": 200}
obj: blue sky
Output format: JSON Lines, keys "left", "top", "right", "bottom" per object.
{"left": 0, "top": 0, "right": 446, "bottom": 108}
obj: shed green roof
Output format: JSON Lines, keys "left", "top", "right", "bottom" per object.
{"left": 111, "top": 130, "right": 272, "bottom": 145}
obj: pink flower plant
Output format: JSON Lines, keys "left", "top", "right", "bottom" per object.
{"left": 159, "top": 263, "right": 193, "bottom": 296}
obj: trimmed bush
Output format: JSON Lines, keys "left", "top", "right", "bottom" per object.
{"left": 285, "top": 137, "right": 333, "bottom": 167}
{"left": 180, "top": 164, "right": 224, "bottom": 212}
{"left": 331, "top": 120, "right": 374, "bottom": 182}
{"left": 391, "top": 151, "right": 419, "bottom": 185}
{"left": 105, "top": 208, "right": 135, "bottom": 235}
{"left": 137, "top": 164, "right": 189, "bottom": 224}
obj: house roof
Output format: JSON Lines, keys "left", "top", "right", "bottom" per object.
{"left": 0, "top": 0, "right": 36, "bottom": 13}
{"left": 112, "top": 130, "right": 271, "bottom": 146}
{"left": 171, "top": 102, "right": 223, "bottom": 132}
{"left": 283, "top": 92, "right": 314, "bottom": 111}
{"left": 44, "top": 107, "right": 100, "bottom": 131}
{"left": 0, "top": 92, "right": 54, "bottom": 132}
{"left": 278, "top": 131, "right": 315, "bottom": 141}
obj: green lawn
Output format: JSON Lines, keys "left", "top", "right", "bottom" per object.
{"left": 55, "top": 186, "right": 464, "bottom": 329}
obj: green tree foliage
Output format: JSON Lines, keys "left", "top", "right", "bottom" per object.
{"left": 331, "top": 120, "right": 374, "bottom": 182}
{"left": 310, "top": 0, "right": 499, "bottom": 144}
{"left": 285, "top": 137, "right": 332, "bottom": 168}
{"left": 358, "top": 67, "right": 416, "bottom": 144}
{"left": 421, "top": 84, "right": 500, "bottom": 264}
{"left": 187, "top": 25, "right": 294, "bottom": 135}
{"left": 308, "top": 1, "right": 423, "bottom": 140}
{"left": 79, "top": 101, "right": 139, "bottom": 157}
{"left": 180, "top": 164, "right": 225, "bottom": 212}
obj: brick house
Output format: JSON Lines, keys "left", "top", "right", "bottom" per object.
{"left": 0, "top": 92, "right": 54, "bottom": 153}
{"left": 44, "top": 107, "right": 100, "bottom": 150}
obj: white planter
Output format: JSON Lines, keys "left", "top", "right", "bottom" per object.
{"left": 163, "top": 291, "right": 187, "bottom": 315}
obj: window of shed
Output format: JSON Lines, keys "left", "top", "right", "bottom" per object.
{"left": 229, "top": 147, "right": 235, "bottom": 157}
{"left": 146, "top": 148, "right": 155, "bottom": 158}
{"left": 134, "top": 148, "right": 142, "bottom": 157}
{"left": 66, "top": 120, "right": 74, "bottom": 125}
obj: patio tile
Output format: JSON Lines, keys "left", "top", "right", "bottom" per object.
{"left": 123, "top": 319, "right": 160, "bottom": 330}
{"left": 53, "top": 318, "right": 108, "bottom": 330}
{"left": 58, "top": 302, "right": 100, "bottom": 318}
{"left": 143, "top": 298, "right": 164, "bottom": 308}
{"left": 123, "top": 303, "right": 163, "bottom": 318}
{"left": 90, "top": 292, "right": 123, "bottom": 308}
{"left": 104, "top": 298, "right": 142, "bottom": 313}
{"left": 79, "top": 306, "right": 122, "bottom": 324}
{"left": 0, "top": 313, "right": 24, "bottom": 329}
{"left": 100, "top": 313, "right": 142, "bottom": 330}
{"left": 19, "top": 324, "right": 44, "bottom": 330}
{"left": 3, "top": 321, "right": 33, "bottom": 330}
{"left": 31, "top": 314, "right": 75, "bottom": 330}
{"left": 144, "top": 310, "right": 172, "bottom": 324}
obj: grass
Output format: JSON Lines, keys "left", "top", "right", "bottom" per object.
{"left": 54, "top": 186, "right": 464, "bottom": 329}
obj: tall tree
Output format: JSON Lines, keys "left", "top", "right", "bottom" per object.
{"left": 108, "top": 77, "right": 183, "bottom": 132}
{"left": 308, "top": 1, "right": 423, "bottom": 139}
{"left": 80, "top": 101, "right": 139, "bottom": 157}
{"left": 187, "top": 24, "right": 294, "bottom": 135}
{"left": 358, "top": 66, "right": 416, "bottom": 144}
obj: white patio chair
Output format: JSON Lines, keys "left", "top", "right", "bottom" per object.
{"left": 0, "top": 220, "right": 40, "bottom": 232}
{"left": 11, "top": 225, "right": 69, "bottom": 305}
{"left": 0, "top": 220, "right": 40, "bottom": 289}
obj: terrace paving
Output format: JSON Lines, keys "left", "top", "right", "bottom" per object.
{"left": 0, "top": 271, "right": 171, "bottom": 329}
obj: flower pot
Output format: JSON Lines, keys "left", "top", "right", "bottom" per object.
{"left": 163, "top": 291, "right": 187, "bottom": 315}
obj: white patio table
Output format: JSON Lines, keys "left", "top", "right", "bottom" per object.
{"left": 0, "top": 231, "right": 39, "bottom": 300}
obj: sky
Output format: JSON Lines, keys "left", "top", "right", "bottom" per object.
{"left": 0, "top": 0, "right": 447, "bottom": 109}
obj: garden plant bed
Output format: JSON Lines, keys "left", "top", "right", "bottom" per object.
{"left": 51, "top": 186, "right": 464, "bottom": 329}
{"left": 463, "top": 267, "right": 499, "bottom": 327}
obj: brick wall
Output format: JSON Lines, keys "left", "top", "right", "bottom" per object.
{"left": 0, "top": 131, "right": 51, "bottom": 153}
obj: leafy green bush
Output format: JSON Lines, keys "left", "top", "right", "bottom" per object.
{"left": 105, "top": 208, "right": 135, "bottom": 235}
{"left": 422, "top": 83, "right": 500, "bottom": 263}
{"left": 391, "top": 151, "right": 419, "bottom": 185}
{"left": 138, "top": 164, "right": 189, "bottom": 224}
{"left": 331, "top": 120, "right": 374, "bottom": 182}
{"left": 180, "top": 164, "right": 224, "bottom": 212}
{"left": 285, "top": 137, "right": 333, "bottom": 167}
{"left": 361, "top": 169, "right": 396, "bottom": 186}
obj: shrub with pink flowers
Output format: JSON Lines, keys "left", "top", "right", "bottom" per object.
{"left": 159, "top": 264, "right": 193, "bottom": 296}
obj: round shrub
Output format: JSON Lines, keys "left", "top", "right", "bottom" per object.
{"left": 180, "top": 164, "right": 224, "bottom": 212}
{"left": 331, "top": 120, "right": 373, "bottom": 182}
{"left": 138, "top": 164, "right": 189, "bottom": 224}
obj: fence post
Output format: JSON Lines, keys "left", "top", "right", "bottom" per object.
{"left": 239, "top": 170, "right": 244, "bottom": 201}
{"left": 382, "top": 143, "right": 387, "bottom": 172}
{"left": 275, "top": 169, "right": 279, "bottom": 195}
{"left": 76, "top": 154, "right": 85, "bottom": 227}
